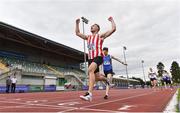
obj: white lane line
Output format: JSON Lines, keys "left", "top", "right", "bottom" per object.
{"left": 44, "top": 89, "right": 144, "bottom": 105}
{"left": 82, "top": 91, "right": 155, "bottom": 108}
{"left": 59, "top": 91, "right": 156, "bottom": 112}
{"left": 58, "top": 102, "right": 80, "bottom": 106}
{"left": 13, "top": 98, "right": 21, "bottom": 101}
{"left": 14, "top": 106, "right": 72, "bottom": 110}
{"left": 58, "top": 108, "right": 78, "bottom": 112}
{"left": 164, "top": 89, "right": 178, "bottom": 112}
{"left": 0, "top": 89, "right": 149, "bottom": 105}
{"left": 25, "top": 100, "right": 48, "bottom": 104}
{"left": 118, "top": 105, "right": 134, "bottom": 110}
{"left": 0, "top": 105, "right": 27, "bottom": 110}
{"left": 59, "top": 107, "right": 114, "bottom": 112}
{"left": 79, "top": 107, "right": 116, "bottom": 112}
{"left": 0, "top": 89, "right": 154, "bottom": 112}
{"left": 0, "top": 100, "right": 77, "bottom": 110}
{"left": 0, "top": 97, "right": 48, "bottom": 103}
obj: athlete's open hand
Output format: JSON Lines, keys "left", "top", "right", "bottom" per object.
{"left": 108, "top": 16, "right": 114, "bottom": 22}
{"left": 76, "top": 18, "right": 80, "bottom": 24}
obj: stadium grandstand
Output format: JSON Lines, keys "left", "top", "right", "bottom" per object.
{"left": 0, "top": 22, "right": 87, "bottom": 92}
{"left": 0, "top": 22, "right": 140, "bottom": 93}
{"left": 112, "top": 75, "right": 140, "bottom": 88}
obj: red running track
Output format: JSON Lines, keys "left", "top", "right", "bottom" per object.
{"left": 0, "top": 88, "right": 176, "bottom": 112}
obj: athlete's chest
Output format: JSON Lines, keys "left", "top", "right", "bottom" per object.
{"left": 103, "top": 56, "right": 112, "bottom": 65}
{"left": 87, "top": 35, "right": 103, "bottom": 50}
{"left": 88, "top": 35, "right": 103, "bottom": 40}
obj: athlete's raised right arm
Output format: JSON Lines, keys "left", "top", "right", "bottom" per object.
{"left": 75, "top": 18, "right": 88, "bottom": 40}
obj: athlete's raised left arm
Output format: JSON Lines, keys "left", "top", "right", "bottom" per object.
{"left": 111, "top": 55, "right": 127, "bottom": 66}
{"left": 100, "top": 17, "right": 116, "bottom": 39}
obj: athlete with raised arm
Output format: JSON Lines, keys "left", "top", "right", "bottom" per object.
{"left": 75, "top": 17, "right": 116, "bottom": 101}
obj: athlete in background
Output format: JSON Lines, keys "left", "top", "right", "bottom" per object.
{"left": 103, "top": 47, "right": 127, "bottom": 99}
{"left": 148, "top": 68, "right": 157, "bottom": 89}
{"left": 162, "top": 70, "right": 173, "bottom": 90}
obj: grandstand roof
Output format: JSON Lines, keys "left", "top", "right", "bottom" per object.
{"left": 113, "top": 75, "right": 139, "bottom": 82}
{"left": 0, "top": 22, "right": 86, "bottom": 62}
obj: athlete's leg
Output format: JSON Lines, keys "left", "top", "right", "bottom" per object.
{"left": 88, "top": 62, "right": 97, "bottom": 94}
{"left": 95, "top": 73, "right": 107, "bottom": 81}
{"left": 164, "top": 81, "right": 167, "bottom": 89}
{"left": 152, "top": 80, "right": 155, "bottom": 88}
{"left": 166, "top": 81, "right": 172, "bottom": 90}
{"left": 80, "top": 62, "right": 97, "bottom": 101}
{"left": 150, "top": 80, "right": 153, "bottom": 88}
{"left": 167, "top": 82, "right": 170, "bottom": 89}
{"left": 169, "top": 82, "right": 173, "bottom": 90}
{"left": 105, "top": 74, "right": 112, "bottom": 96}
{"left": 154, "top": 79, "right": 158, "bottom": 89}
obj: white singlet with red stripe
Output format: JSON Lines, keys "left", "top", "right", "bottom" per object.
{"left": 87, "top": 34, "right": 104, "bottom": 59}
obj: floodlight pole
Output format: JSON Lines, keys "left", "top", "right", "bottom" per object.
{"left": 141, "top": 60, "right": 146, "bottom": 85}
{"left": 123, "top": 46, "right": 129, "bottom": 88}
{"left": 81, "top": 17, "right": 89, "bottom": 85}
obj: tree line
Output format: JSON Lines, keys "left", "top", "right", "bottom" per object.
{"left": 157, "top": 61, "right": 180, "bottom": 83}
{"left": 131, "top": 61, "right": 180, "bottom": 85}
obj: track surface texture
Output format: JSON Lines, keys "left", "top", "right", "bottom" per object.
{"left": 0, "top": 88, "right": 176, "bottom": 112}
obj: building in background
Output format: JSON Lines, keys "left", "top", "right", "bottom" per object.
{"left": 0, "top": 22, "right": 86, "bottom": 92}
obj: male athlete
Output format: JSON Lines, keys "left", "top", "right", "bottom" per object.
{"left": 75, "top": 17, "right": 116, "bottom": 101}
{"left": 103, "top": 47, "right": 127, "bottom": 99}
{"left": 162, "top": 70, "right": 173, "bottom": 90}
{"left": 148, "top": 68, "right": 157, "bottom": 89}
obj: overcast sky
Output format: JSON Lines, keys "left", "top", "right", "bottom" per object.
{"left": 0, "top": 0, "right": 179, "bottom": 80}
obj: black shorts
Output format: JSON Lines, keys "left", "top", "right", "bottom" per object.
{"left": 165, "top": 80, "right": 171, "bottom": 84}
{"left": 104, "top": 69, "right": 114, "bottom": 77}
{"left": 150, "top": 78, "right": 156, "bottom": 81}
{"left": 88, "top": 56, "right": 103, "bottom": 73}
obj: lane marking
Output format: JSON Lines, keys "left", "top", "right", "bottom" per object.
{"left": 13, "top": 98, "right": 21, "bottom": 101}
{"left": 59, "top": 107, "right": 114, "bottom": 112}
{"left": 164, "top": 89, "right": 177, "bottom": 112}
{"left": 58, "top": 102, "right": 80, "bottom": 106}
{"left": 58, "top": 90, "right": 157, "bottom": 112}
{"left": 26, "top": 100, "right": 48, "bottom": 104}
{"left": 0, "top": 90, "right": 150, "bottom": 112}
{"left": 44, "top": 89, "right": 144, "bottom": 105}
{"left": 0, "top": 89, "right": 148, "bottom": 105}
{"left": 82, "top": 91, "right": 156, "bottom": 108}
{"left": 0, "top": 89, "right": 160, "bottom": 112}
{"left": 0, "top": 100, "right": 77, "bottom": 110}
{"left": 0, "top": 105, "right": 27, "bottom": 110}
{"left": 118, "top": 105, "right": 134, "bottom": 110}
{"left": 79, "top": 107, "right": 115, "bottom": 112}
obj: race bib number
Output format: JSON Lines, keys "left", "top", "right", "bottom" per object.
{"left": 104, "top": 61, "right": 111, "bottom": 65}
{"left": 87, "top": 43, "right": 96, "bottom": 51}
